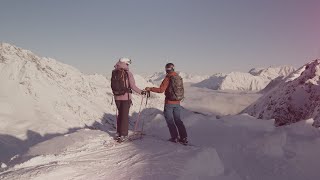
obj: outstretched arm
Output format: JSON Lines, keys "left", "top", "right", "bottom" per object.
{"left": 127, "top": 71, "right": 142, "bottom": 94}
{"left": 149, "top": 77, "right": 169, "bottom": 93}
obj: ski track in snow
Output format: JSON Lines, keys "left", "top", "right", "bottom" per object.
{"left": 1, "top": 130, "right": 205, "bottom": 180}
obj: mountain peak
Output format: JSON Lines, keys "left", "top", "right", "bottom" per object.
{"left": 0, "top": 42, "right": 20, "bottom": 51}
{"left": 243, "top": 59, "right": 320, "bottom": 127}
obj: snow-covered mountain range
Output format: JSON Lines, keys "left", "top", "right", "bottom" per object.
{"left": 148, "top": 65, "right": 295, "bottom": 91}
{"left": 193, "top": 66, "right": 295, "bottom": 91}
{"left": 243, "top": 59, "right": 320, "bottom": 127}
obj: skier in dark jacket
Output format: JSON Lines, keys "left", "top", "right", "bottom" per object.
{"left": 145, "top": 63, "right": 188, "bottom": 145}
{"left": 112, "top": 58, "right": 146, "bottom": 142}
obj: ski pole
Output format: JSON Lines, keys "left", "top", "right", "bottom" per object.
{"left": 134, "top": 95, "right": 145, "bottom": 132}
{"left": 141, "top": 91, "right": 151, "bottom": 135}
{"left": 116, "top": 107, "right": 118, "bottom": 131}
{"left": 145, "top": 91, "right": 150, "bottom": 106}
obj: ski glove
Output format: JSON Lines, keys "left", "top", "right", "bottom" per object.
{"left": 141, "top": 90, "right": 147, "bottom": 95}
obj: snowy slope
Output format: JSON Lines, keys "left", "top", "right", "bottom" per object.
{"left": 194, "top": 66, "right": 295, "bottom": 91}
{"left": 243, "top": 59, "right": 320, "bottom": 127}
{"left": 1, "top": 105, "right": 320, "bottom": 180}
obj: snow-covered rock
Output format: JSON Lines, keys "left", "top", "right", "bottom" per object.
{"left": 0, "top": 162, "right": 7, "bottom": 169}
{"left": 194, "top": 66, "right": 295, "bottom": 91}
{"left": 243, "top": 59, "right": 320, "bottom": 127}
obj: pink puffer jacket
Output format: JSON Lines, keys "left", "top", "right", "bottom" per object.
{"left": 113, "top": 61, "right": 142, "bottom": 100}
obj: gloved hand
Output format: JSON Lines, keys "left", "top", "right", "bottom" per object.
{"left": 141, "top": 90, "right": 147, "bottom": 95}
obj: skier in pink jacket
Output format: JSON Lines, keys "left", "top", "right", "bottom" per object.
{"left": 111, "top": 58, "right": 146, "bottom": 142}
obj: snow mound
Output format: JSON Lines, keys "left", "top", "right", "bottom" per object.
{"left": 194, "top": 66, "right": 295, "bottom": 91}
{"left": 243, "top": 59, "right": 320, "bottom": 127}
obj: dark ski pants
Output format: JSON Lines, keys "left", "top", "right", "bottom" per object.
{"left": 164, "top": 104, "right": 188, "bottom": 139}
{"left": 115, "top": 100, "right": 131, "bottom": 136}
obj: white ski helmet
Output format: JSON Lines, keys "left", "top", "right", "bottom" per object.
{"left": 119, "top": 57, "right": 132, "bottom": 65}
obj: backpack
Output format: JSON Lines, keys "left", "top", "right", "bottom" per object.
{"left": 111, "top": 69, "right": 130, "bottom": 96}
{"left": 166, "top": 74, "right": 184, "bottom": 101}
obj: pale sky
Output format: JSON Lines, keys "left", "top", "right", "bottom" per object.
{"left": 1, "top": 0, "right": 319, "bottom": 75}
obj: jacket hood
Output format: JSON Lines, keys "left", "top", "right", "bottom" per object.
{"left": 114, "top": 61, "right": 129, "bottom": 71}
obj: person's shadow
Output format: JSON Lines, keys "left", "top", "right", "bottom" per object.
{"left": 0, "top": 128, "right": 81, "bottom": 170}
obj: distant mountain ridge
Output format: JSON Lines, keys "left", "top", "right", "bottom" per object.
{"left": 193, "top": 66, "right": 296, "bottom": 91}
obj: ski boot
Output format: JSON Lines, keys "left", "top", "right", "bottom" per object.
{"left": 168, "top": 137, "right": 179, "bottom": 143}
{"left": 179, "top": 137, "right": 188, "bottom": 145}
{"left": 117, "top": 136, "right": 129, "bottom": 143}
{"left": 114, "top": 133, "right": 120, "bottom": 141}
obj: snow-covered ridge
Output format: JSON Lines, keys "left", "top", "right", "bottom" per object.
{"left": 243, "top": 59, "right": 320, "bottom": 127}
{"left": 249, "top": 66, "right": 296, "bottom": 79}
{"left": 147, "top": 71, "right": 209, "bottom": 85}
{"left": 193, "top": 66, "right": 296, "bottom": 91}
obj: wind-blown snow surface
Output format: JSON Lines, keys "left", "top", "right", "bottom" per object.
{"left": 194, "top": 66, "right": 295, "bottom": 91}
{"left": 244, "top": 60, "right": 320, "bottom": 127}
{"left": 1, "top": 43, "right": 320, "bottom": 180}
{"left": 1, "top": 109, "right": 320, "bottom": 180}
